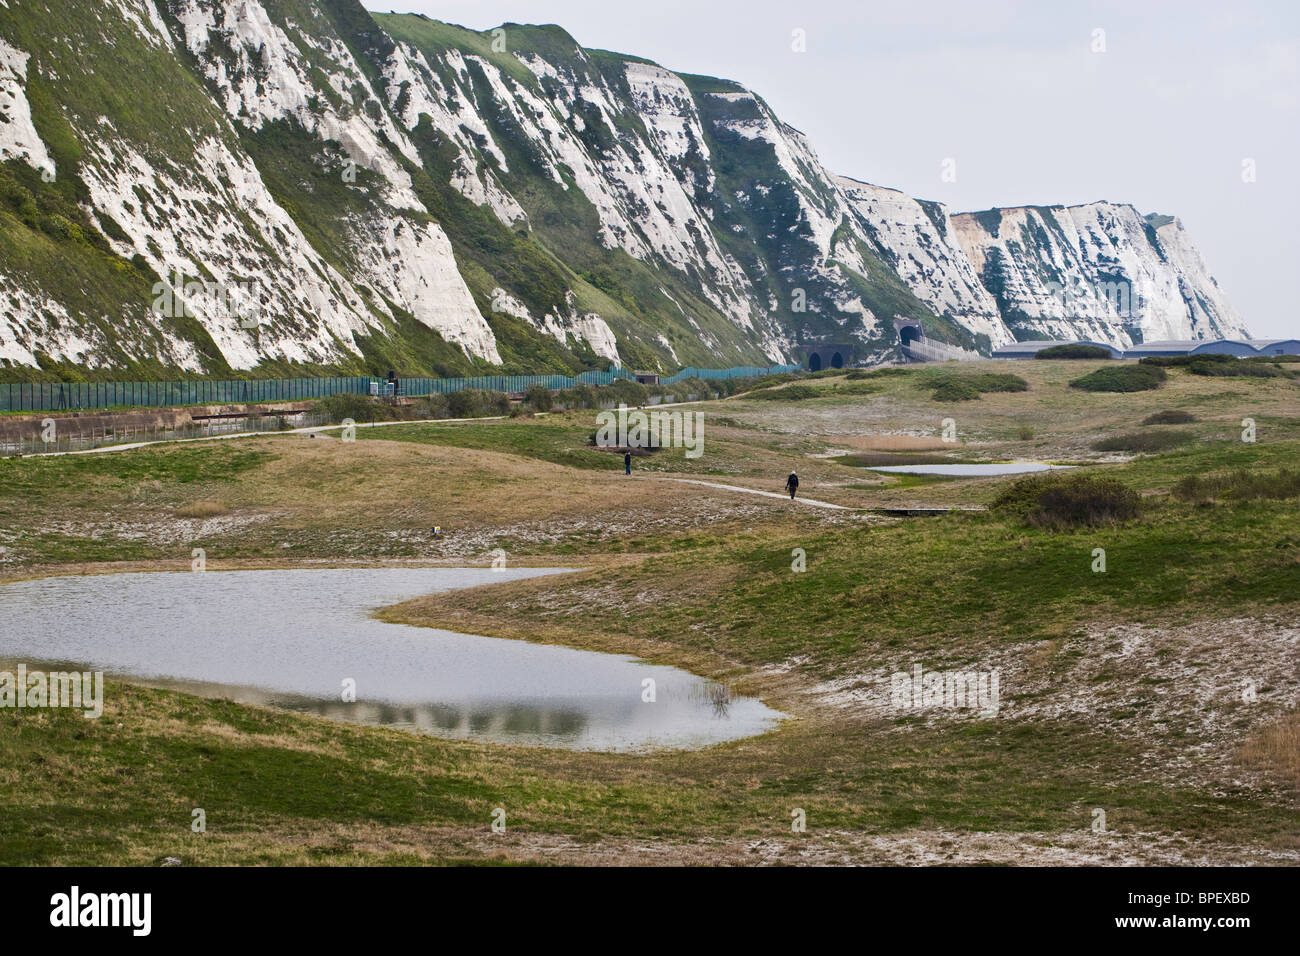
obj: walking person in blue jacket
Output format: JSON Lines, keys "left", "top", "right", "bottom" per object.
{"left": 624, "top": 450, "right": 632, "bottom": 475}
{"left": 785, "top": 471, "right": 799, "bottom": 499}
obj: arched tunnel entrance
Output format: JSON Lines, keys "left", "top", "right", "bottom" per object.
{"left": 805, "top": 344, "right": 856, "bottom": 371}
{"left": 897, "top": 322, "right": 924, "bottom": 347}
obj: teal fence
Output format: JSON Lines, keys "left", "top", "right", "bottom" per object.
{"left": 0, "top": 364, "right": 799, "bottom": 413}
{"left": 661, "top": 365, "right": 795, "bottom": 383}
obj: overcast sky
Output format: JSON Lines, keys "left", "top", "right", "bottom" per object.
{"left": 374, "top": 1, "right": 1298, "bottom": 338}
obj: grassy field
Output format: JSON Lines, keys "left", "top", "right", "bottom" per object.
{"left": 1, "top": 359, "right": 1298, "bottom": 865}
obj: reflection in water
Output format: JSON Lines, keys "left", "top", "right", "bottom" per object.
{"left": 0, "top": 568, "right": 783, "bottom": 751}
{"left": 291, "top": 698, "right": 592, "bottom": 741}
{"left": 692, "top": 681, "right": 732, "bottom": 718}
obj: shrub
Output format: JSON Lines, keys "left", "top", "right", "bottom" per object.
{"left": 923, "top": 369, "right": 1028, "bottom": 401}
{"left": 1070, "top": 365, "right": 1166, "bottom": 392}
{"left": 1142, "top": 410, "right": 1196, "bottom": 425}
{"left": 1139, "top": 354, "right": 1235, "bottom": 368}
{"left": 555, "top": 383, "right": 598, "bottom": 410}
{"left": 1035, "top": 344, "right": 1113, "bottom": 359}
{"left": 604, "top": 378, "right": 649, "bottom": 407}
{"left": 524, "top": 384, "right": 553, "bottom": 412}
{"left": 446, "top": 389, "right": 510, "bottom": 418}
{"left": 1188, "top": 360, "right": 1293, "bottom": 378}
{"left": 1173, "top": 468, "right": 1300, "bottom": 503}
{"left": 1092, "top": 430, "right": 1189, "bottom": 453}
{"left": 410, "top": 393, "right": 450, "bottom": 419}
{"left": 1016, "top": 425, "right": 1035, "bottom": 441}
{"left": 931, "top": 380, "right": 982, "bottom": 402}
{"left": 992, "top": 473, "right": 1140, "bottom": 529}
{"left": 1137, "top": 352, "right": 1298, "bottom": 377}
{"left": 312, "top": 393, "right": 397, "bottom": 424}
{"left": 961, "top": 372, "right": 1028, "bottom": 393}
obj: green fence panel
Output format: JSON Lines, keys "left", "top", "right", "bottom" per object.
{"left": 0, "top": 364, "right": 801, "bottom": 412}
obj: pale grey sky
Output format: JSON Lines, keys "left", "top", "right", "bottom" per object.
{"left": 374, "top": 1, "right": 1298, "bottom": 337}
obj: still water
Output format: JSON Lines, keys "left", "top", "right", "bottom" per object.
{"left": 868, "top": 462, "right": 1073, "bottom": 476}
{"left": 0, "top": 568, "right": 782, "bottom": 752}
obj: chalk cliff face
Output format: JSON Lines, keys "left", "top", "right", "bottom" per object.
{"left": 836, "top": 177, "right": 1011, "bottom": 347}
{"left": 0, "top": 0, "right": 1247, "bottom": 378}
{"left": 950, "top": 203, "right": 1249, "bottom": 347}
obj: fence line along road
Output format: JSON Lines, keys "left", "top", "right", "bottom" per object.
{"left": 0, "top": 364, "right": 799, "bottom": 413}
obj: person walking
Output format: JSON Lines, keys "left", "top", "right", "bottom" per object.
{"left": 624, "top": 450, "right": 632, "bottom": 475}
{"left": 784, "top": 471, "right": 799, "bottom": 499}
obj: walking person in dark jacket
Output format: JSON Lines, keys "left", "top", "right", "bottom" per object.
{"left": 785, "top": 471, "right": 799, "bottom": 499}
{"left": 624, "top": 450, "right": 632, "bottom": 475}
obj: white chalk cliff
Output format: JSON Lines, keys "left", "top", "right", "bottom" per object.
{"left": 0, "top": 1, "right": 1248, "bottom": 376}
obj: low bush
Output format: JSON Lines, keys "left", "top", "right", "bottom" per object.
{"left": 1070, "top": 365, "right": 1166, "bottom": 392}
{"left": 962, "top": 372, "right": 1028, "bottom": 393}
{"left": 1188, "top": 360, "right": 1293, "bottom": 378}
{"left": 446, "top": 389, "right": 511, "bottom": 418}
{"left": 931, "top": 380, "right": 982, "bottom": 402}
{"left": 524, "top": 384, "right": 553, "bottom": 412}
{"left": 1035, "top": 344, "right": 1113, "bottom": 359}
{"left": 992, "top": 473, "right": 1140, "bottom": 529}
{"left": 924, "top": 370, "right": 1027, "bottom": 402}
{"left": 1136, "top": 353, "right": 1296, "bottom": 378}
{"left": 554, "top": 384, "right": 599, "bottom": 410}
{"left": 410, "top": 394, "right": 450, "bottom": 419}
{"left": 1139, "top": 354, "right": 1235, "bottom": 368}
{"left": 311, "top": 393, "right": 399, "bottom": 424}
{"left": 1142, "top": 410, "right": 1197, "bottom": 425}
{"left": 1092, "top": 430, "right": 1189, "bottom": 453}
{"left": 604, "top": 378, "right": 649, "bottom": 407}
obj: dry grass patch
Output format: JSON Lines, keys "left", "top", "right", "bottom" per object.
{"left": 841, "top": 434, "right": 954, "bottom": 451}
{"left": 1240, "top": 713, "right": 1300, "bottom": 792}
{"left": 175, "top": 499, "right": 228, "bottom": 518}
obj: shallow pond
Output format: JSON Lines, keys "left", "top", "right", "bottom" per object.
{"left": 867, "top": 462, "right": 1073, "bottom": 477}
{"left": 0, "top": 568, "right": 782, "bottom": 752}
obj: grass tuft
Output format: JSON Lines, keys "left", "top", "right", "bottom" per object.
{"left": 1173, "top": 468, "right": 1300, "bottom": 503}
